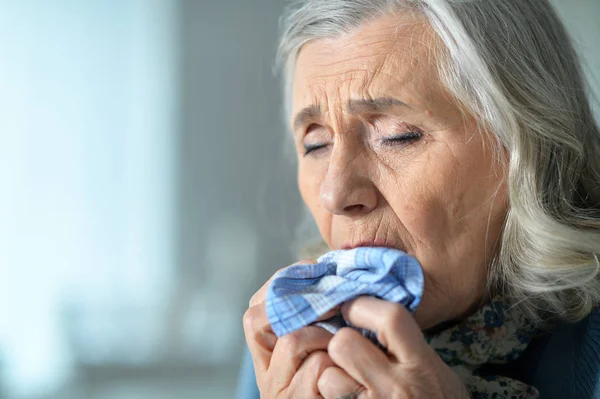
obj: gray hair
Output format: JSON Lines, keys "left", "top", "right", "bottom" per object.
{"left": 277, "top": 0, "right": 600, "bottom": 325}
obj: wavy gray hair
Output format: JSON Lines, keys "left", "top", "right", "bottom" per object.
{"left": 277, "top": 0, "right": 600, "bottom": 325}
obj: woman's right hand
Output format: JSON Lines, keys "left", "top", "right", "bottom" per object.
{"left": 242, "top": 261, "right": 336, "bottom": 398}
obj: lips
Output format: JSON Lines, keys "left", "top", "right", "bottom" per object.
{"left": 340, "top": 239, "right": 405, "bottom": 251}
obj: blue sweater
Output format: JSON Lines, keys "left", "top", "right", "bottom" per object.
{"left": 236, "top": 308, "right": 600, "bottom": 398}
{"left": 516, "top": 309, "right": 600, "bottom": 398}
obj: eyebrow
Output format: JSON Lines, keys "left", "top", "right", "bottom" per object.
{"left": 292, "top": 97, "right": 410, "bottom": 130}
{"left": 348, "top": 97, "right": 410, "bottom": 113}
{"left": 292, "top": 104, "right": 321, "bottom": 130}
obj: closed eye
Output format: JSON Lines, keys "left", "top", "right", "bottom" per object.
{"left": 381, "top": 131, "right": 423, "bottom": 146}
{"left": 303, "top": 143, "right": 328, "bottom": 156}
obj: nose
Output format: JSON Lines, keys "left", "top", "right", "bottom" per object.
{"left": 320, "top": 145, "right": 378, "bottom": 216}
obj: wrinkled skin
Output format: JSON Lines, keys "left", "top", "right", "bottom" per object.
{"left": 244, "top": 13, "right": 507, "bottom": 399}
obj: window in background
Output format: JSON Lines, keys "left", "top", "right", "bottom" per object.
{"left": 0, "top": 0, "right": 177, "bottom": 396}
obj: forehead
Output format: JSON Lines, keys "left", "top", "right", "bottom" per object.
{"left": 291, "top": 14, "right": 439, "bottom": 119}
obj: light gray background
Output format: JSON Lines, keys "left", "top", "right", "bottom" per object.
{"left": 0, "top": 1, "right": 597, "bottom": 399}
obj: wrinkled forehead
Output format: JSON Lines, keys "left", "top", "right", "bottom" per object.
{"left": 291, "top": 14, "right": 440, "bottom": 124}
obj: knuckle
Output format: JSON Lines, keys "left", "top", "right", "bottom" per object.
{"left": 250, "top": 283, "right": 270, "bottom": 307}
{"left": 242, "top": 306, "right": 262, "bottom": 336}
{"left": 242, "top": 308, "right": 253, "bottom": 333}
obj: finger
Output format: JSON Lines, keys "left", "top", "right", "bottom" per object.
{"left": 327, "top": 327, "right": 390, "bottom": 389}
{"left": 288, "top": 351, "right": 335, "bottom": 398}
{"left": 243, "top": 302, "right": 337, "bottom": 375}
{"left": 341, "top": 296, "right": 426, "bottom": 363}
{"left": 268, "top": 325, "right": 333, "bottom": 393}
{"left": 249, "top": 258, "right": 318, "bottom": 307}
{"left": 243, "top": 304, "right": 277, "bottom": 377}
{"left": 318, "top": 366, "right": 366, "bottom": 399}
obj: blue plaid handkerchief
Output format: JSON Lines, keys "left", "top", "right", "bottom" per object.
{"left": 265, "top": 247, "right": 424, "bottom": 343}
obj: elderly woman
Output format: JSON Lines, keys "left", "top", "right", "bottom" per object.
{"left": 242, "top": 0, "right": 600, "bottom": 398}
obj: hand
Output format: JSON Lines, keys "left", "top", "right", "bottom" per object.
{"left": 243, "top": 260, "right": 337, "bottom": 398}
{"left": 317, "top": 296, "right": 470, "bottom": 399}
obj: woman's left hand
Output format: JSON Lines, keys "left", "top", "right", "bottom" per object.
{"left": 317, "top": 296, "right": 470, "bottom": 399}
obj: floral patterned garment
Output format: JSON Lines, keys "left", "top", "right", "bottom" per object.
{"left": 425, "top": 299, "right": 540, "bottom": 399}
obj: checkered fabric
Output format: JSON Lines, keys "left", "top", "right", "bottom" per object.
{"left": 266, "top": 247, "right": 424, "bottom": 342}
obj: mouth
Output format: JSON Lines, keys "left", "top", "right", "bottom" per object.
{"left": 340, "top": 239, "right": 405, "bottom": 251}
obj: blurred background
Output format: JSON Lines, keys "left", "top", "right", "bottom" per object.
{"left": 0, "top": 1, "right": 598, "bottom": 398}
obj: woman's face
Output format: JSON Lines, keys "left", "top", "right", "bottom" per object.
{"left": 291, "top": 15, "right": 508, "bottom": 329}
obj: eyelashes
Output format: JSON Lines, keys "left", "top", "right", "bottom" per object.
{"left": 303, "top": 143, "right": 328, "bottom": 156}
{"left": 302, "top": 131, "right": 424, "bottom": 156}
{"left": 380, "top": 131, "right": 423, "bottom": 147}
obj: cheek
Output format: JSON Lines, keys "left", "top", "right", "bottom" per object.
{"left": 392, "top": 137, "right": 505, "bottom": 252}
{"left": 382, "top": 152, "right": 460, "bottom": 253}
{"left": 400, "top": 195, "right": 454, "bottom": 251}
{"left": 385, "top": 140, "right": 506, "bottom": 306}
